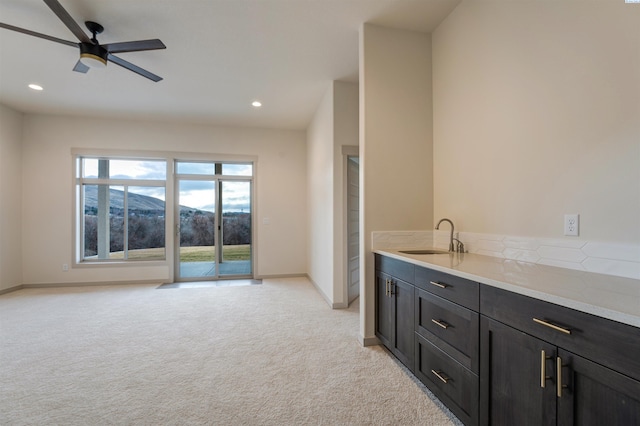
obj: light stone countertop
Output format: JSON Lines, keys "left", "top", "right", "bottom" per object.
{"left": 374, "top": 249, "right": 640, "bottom": 328}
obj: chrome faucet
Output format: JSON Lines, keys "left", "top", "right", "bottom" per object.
{"left": 435, "top": 218, "right": 455, "bottom": 252}
{"left": 435, "top": 218, "right": 465, "bottom": 253}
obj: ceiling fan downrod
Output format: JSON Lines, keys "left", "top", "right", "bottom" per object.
{"left": 85, "top": 20, "right": 103, "bottom": 44}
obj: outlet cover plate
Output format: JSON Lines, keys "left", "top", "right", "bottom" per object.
{"left": 564, "top": 214, "right": 579, "bottom": 236}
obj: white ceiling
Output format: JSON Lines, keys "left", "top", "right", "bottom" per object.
{"left": 0, "top": 0, "right": 460, "bottom": 130}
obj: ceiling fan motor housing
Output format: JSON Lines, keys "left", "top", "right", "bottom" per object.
{"left": 79, "top": 42, "right": 107, "bottom": 67}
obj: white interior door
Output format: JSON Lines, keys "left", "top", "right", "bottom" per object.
{"left": 347, "top": 156, "right": 360, "bottom": 303}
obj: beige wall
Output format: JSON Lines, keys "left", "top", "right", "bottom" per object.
{"left": 433, "top": 0, "right": 640, "bottom": 243}
{"left": 333, "top": 81, "right": 359, "bottom": 305}
{"left": 360, "top": 24, "right": 434, "bottom": 342}
{"left": 307, "top": 81, "right": 359, "bottom": 307}
{"left": 21, "top": 114, "right": 307, "bottom": 285}
{"left": 307, "top": 83, "right": 335, "bottom": 302}
{"left": 0, "top": 104, "right": 23, "bottom": 292}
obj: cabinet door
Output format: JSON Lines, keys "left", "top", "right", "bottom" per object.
{"left": 375, "top": 270, "right": 393, "bottom": 349}
{"left": 392, "top": 277, "right": 414, "bottom": 370}
{"left": 557, "top": 349, "right": 640, "bottom": 426}
{"left": 480, "top": 317, "right": 556, "bottom": 426}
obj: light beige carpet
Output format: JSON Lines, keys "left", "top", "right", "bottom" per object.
{"left": 0, "top": 277, "right": 461, "bottom": 425}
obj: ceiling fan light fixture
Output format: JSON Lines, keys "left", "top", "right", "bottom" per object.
{"left": 79, "top": 43, "right": 108, "bottom": 68}
{"left": 80, "top": 53, "right": 107, "bottom": 68}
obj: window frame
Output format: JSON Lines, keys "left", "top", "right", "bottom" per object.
{"left": 71, "top": 149, "right": 257, "bottom": 273}
{"left": 74, "top": 154, "right": 168, "bottom": 265}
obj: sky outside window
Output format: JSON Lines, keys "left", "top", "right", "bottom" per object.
{"left": 83, "top": 159, "right": 166, "bottom": 180}
{"left": 80, "top": 158, "right": 251, "bottom": 212}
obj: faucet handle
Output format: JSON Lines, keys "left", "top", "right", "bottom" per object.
{"left": 453, "top": 238, "right": 466, "bottom": 253}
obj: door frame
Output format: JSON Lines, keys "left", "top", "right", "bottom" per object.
{"left": 342, "top": 145, "right": 360, "bottom": 305}
{"left": 175, "top": 175, "right": 219, "bottom": 281}
{"left": 218, "top": 177, "right": 253, "bottom": 279}
{"left": 174, "top": 162, "right": 255, "bottom": 282}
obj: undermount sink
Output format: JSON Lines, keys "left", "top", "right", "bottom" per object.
{"left": 399, "top": 249, "right": 450, "bottom": 255}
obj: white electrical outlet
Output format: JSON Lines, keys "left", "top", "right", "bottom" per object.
{"left": 564, "top": 214, "right": 579, "bottom": 236}
{"left": 62, "top": 263, "right": 69, "bottom": 271}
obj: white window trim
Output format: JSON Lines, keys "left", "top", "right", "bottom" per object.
{"left": 71, "top": 149, "right": 258, "bottom": 276}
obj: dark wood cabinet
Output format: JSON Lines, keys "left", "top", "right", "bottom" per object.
{"left": 415, "top": 288, "right": 479, "bottom": 373}
{"left": 415, "top": 265, "right": 479, "bottom": 310}
{"left": 416, "top": 333, "right": 479, "bottom": 425}
{"left": 375, "top": 269, "right": 394, "bottom": 349}
{"left": 375, "top": 254, "right": 640, "bottom": 426}
{"left": 480, "top": 285, "right": 640, "bottom": 381}
{"left": 414, "top": 270, "right": 480, "bottom": 425}
{"left": 480, "top": 285, "right": 640, "bottom": 426}
{"left": 375, "top": 255, "right": 415, "bottom": 370}
{"left": 557, "top": 349, "right": 640, "bottom": 425}
{"left": 480, "top": 316, "right": 556, "bottom": 426}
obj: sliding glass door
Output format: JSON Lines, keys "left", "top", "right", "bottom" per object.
{"left": 177, "top": 179, "right": 217, "bottom": 279}
{"left": 175, "top": 162, "right": 252, "bottom": 281}
{"left": 219, "top": 180, "right": 252, "bottom": 277}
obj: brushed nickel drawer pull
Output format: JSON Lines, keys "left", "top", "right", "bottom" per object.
{"left": 430, "top": 281, "right": 448, "bottom": 289}
{"left": 540, "top": 350, "right": 552, "bottom": 388}
{"left": 385, "top": 279, "right": 389, "bottom": 297}
{"left": 431, "top": 369, "right": 450, "bottom": 384}
{"left": 389, "top": 280, "right": 395, "bottom": 296}
{"left": 533, "top": 318, "right": 571, "bottom": 335}
{"left": 431, "top": 319, "right": 450, "bottom": 329}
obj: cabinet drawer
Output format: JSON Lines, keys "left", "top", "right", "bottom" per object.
{"left": 415, "top": 333, "right": 479, "bottom": 426}
{"left": 481, "top": 285, "right": 640, "bottom": 381}
{"left": 415, "top": 288, "right": 479, "bottom": 373}
{"left": 415, "top": 266, "right": 479, "bottom": 310}
{"left": 375, "top": 254, "right": 414, "bottom": 284}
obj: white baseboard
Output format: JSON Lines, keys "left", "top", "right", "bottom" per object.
{"left": 23, "top": 279, "right": 165, "bottom": 289}
{"left": 0, "top": 284, "right": 24, "bottom": 295}
{"left": 0, "top": 280, "right": 167, "bottom": 295}
{"left": 255, "top": 273, "right": 307, "bottom": 279}
{"left": 359, "top": 334, "right": 381, "bottom": 347}
{"left": 305, "top": 274, "right": 349, "bottom": 309}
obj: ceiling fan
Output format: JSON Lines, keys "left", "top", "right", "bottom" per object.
{"left": 0, "top": 0, "right": 166, "bottom": 82}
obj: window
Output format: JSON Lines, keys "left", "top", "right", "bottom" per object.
{"left": 76, "top": 157, "right": 167, "bottom": 262}
{"left": 176, "top": 161, "right": 253, "bottom": 177}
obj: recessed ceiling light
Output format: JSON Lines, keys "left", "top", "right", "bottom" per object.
{"left": 28, "top": 84, "right": 44, "bottom": 91}
{"left": 252, "top": 101, "right": 262, "bottom": 108}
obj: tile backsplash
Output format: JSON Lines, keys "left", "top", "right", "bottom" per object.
{"left": 372, "top": 231, "right": 640, "bottom": 280}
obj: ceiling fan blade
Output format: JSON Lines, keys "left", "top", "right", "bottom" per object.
{"left": 107, "top": 54, "right": 163, "bottom": 82}
{"left": 102, "top": 39, "right": 166, "bottom": 54}
{"left": 0, "top": 22, "right": 77, "bottom": 47}
{"left": 43, "top": 0, "right": 92, "bottom": 43}
{"left": 73, "top": 60, "right": 90, "bottom": 73}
